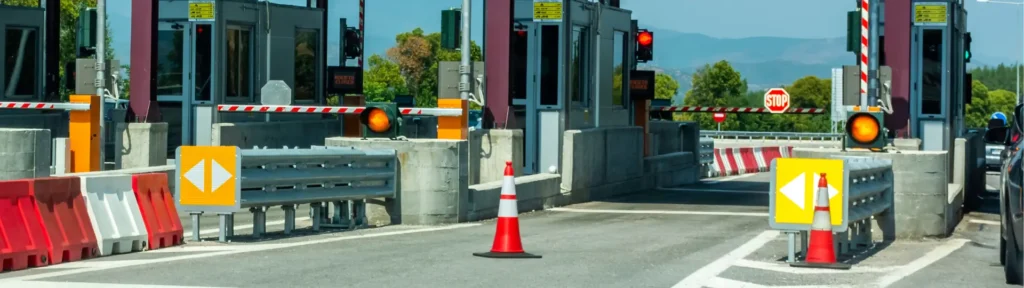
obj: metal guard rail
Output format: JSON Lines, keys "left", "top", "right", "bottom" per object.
{"left": 186, "top": 146, "right": 398, "bottom": 242}
{"left": 842, "top": 157, "right": 894, "bottom": 225}
{"left": 698, "top": 138, "right": 715, "bottom": 178}
{"left": 701, "top": 130, "right": 843, "bottom": 141}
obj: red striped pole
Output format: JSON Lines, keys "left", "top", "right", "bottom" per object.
{"left": 860, "top": 0, "right": 869, "bottom": 100}
{"left": 358, "top": 0, "right": 365, "bottom": 68}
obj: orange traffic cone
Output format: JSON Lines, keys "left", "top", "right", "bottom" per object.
{"left": 473, "top": 161, "right": 542, "bottom": 259}
{"left": 791, "top": 173, "right": 850, "bottom": 269}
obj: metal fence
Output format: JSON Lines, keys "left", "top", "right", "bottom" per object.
{"left": 185, "top": 146, "right": 398, "bottom": 242}
{"left": 701, "top": 130, "right": 843, "bottom": 141}
{"left": 699, "top": 138, "right": 715, "bottom": 178}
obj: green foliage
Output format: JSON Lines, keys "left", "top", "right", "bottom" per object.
{"left": 362, "top": 54, "right": 408, "bottom": 103}
{"left": 966, "top": 80, "right": 1017, "bottom": 128}
{"left": 971, "top": 64, "right": 1023, "bottom": 94}
{"left": 380, "top": 27, "right": 482, "bottom": 108}
{"left": 654, "top": 73, "right": 679, "bottom": 100}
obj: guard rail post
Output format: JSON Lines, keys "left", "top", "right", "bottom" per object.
{"left": 175, "top": 145, "right": 398, "bottom": 242}
{"left": 769, "top": 156, "right": 894, "bottom": 263}
{"left": 699, "top": 138, "right": 715, "bottom": 178}
{"left": 1, "top": 97, "right": 101, "bottom": 173}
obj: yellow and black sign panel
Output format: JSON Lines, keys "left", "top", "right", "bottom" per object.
{"left": 176, "top": 146, "right": 240, "bottom": 213}
{"left": 189, "top": 1, "right": 216, "bottom": 21}
{"left": 533, "top": 1, "right": 563, "bottom": 22}
{"left": 769, "top": 158, "right": 849, "bottom": 232}
{"left": 913, "top": 2, "right": 947, "bottom": 26}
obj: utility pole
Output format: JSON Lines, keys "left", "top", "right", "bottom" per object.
{"left": 96, "top": 0, "right": 107, "bottom": 169}
{"left": 459, "top": 0, "right": 471, "bottom": 102}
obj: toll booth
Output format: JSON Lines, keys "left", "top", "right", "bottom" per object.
{"left": 510, "top": 0, "right": 634, "bottom": 174}
{"left": 156, "top": 0, "right": 325, "bottom": 150}
{"left": 909, "top": 0, "right": 968, "bottom": 151}
{"left": 0, "top": 5, "right": 63, "bottom": 133}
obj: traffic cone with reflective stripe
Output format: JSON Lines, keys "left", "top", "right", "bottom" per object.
{"left": 473, "top": 161, "right": 542, "bottom": 259}
{"left": 791, "top": 173, "right": 850, "bottom": 269}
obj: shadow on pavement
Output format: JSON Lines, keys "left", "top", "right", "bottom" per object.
{"left": 598, "top": 182, "right": 770, "bottom": 207}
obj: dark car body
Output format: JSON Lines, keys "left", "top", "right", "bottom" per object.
{"left": 991, "top": 104, "right": 1024, "bottom": 284}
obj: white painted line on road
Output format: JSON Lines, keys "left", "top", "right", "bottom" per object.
{"left": 0, "top": 281, "right": 230, "bottom": 288}
{"left": 0, "top": 223, "right": 482, "bottom": 283}
{"left": 969, "top": 219, "right": 1001, "bottom": 226}
{"left": 658, "top": 187, "right": 766, "bottom": 194}
{"left": 704, "top": 276, "right": 767, "bottom": 288}
{"left": 672, "top": 230, "right": 779, "bottom": 288}
{"left": 876, "top": 238, "right": 970, "bottom": 287}
{"left": 702, "top": 173, "right": 759, "bottom": 184}
{"left": 733, "top": 259, "right": 903, "bottom": 274}
{"left": 548, "top": 207, "right": 768, "bottom": 217}
{"left": 182, "top": 216, "right": 312, "bottom": 238}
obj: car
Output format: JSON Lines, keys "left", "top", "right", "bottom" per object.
{"left": 986, "top": 104, "right": 1024, "bottom": 284}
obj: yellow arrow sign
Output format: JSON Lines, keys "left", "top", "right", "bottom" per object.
{"left": 178, "top": 146, "right": 238, "bottom": 208}
{"left": 771, "top": 158, "right": 845, "bottom": 230}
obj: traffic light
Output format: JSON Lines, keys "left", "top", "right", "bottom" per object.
{"left": 441, "top": 9, "right": 461, "bottom": 50}
{"left": 64, "top": 61, "right": 76, "bottom": 91}
{"left": 964, "top": 32, "right": 972, "bottom": 62}
{"left": 844, "top": 106, "right": 887, "bottom": 151}
{"left": 344, "top": 28, "right": 362, "bottom": 59}
{"left": 636, "top": 29, "right": 653, "bottom": 63}
{"left": 359, "top": 102, "right": 402, "bottom": 139}
{"left": 76, "top": 7, "right": 97, "bottom": 57}
{"left": 846, "top": 10, "right": 860, "bottom": 56}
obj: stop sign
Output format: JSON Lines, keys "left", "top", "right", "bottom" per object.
{"left": 764, "top": 88, "right": 791, "bottom": 114}
{"left": 713, "top": 113, "right": 726, "bottom": 123}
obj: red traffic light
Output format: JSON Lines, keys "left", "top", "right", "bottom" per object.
{"left": 637, "top": 31, "right": 653, "bottom": 46}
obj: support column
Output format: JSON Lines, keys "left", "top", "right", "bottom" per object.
{"left": 128, "top": 0, "right": 161, "bottom": 122}
{"left": 44, "top": 0, "right": 60, "bottom": 102}
{"left": 343, "top": 96, "right": 365, "bottom": 137}
{"left": 633, "top": 99, "right": 650, "bottom": 156}
{"left": 483, "top": 0, "right": 514, "bottom": 129}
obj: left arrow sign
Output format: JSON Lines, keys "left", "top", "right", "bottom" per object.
{"left": 184, "top": 159, "right": 205, "bottom": 192}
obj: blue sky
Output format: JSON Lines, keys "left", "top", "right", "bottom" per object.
{"left": 107, "top": 0, "right": 1023, "bottom": 65}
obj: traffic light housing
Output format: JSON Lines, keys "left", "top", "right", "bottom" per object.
{"left": 344, "top": 28, "right": 362, "bottom": 59}
{"left": 844, "top": 106, "right": 887, "bottom": 151}
{"left": 441, "top": 9, "right": 461, "bottom": 50}
{"left": 964, "top": 32, "right": 972, "bottom": 63}
{"left": 359, "top": 102, "right": 402, "bottom": 139}
{"left": 846, "top": 10, "right": 860, "bottom": 56}
{"left": 76, "top": 7, "right": 98, "bottom": 58}
{"left": 635, "top": 30, "right": 653, "bottom": 63}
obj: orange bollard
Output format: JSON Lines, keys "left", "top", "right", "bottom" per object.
{"left": 69, "top": 95, "right": 100, "bottom": 173}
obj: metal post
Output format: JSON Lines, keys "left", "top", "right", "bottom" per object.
{"left": 96, "top": 0, "right": 107, "bottom": 170}
{"left": 860, "top": 0, "right": 870, "bottom": 107}
{"left": 358, "top": 0, "right": 365, "bottom": 68}
{"left": 868, "top": 0, "right": 879, "bottom": 106}
{"left": 283, "top": 205, "right": 295, "bottom": 235}
{"left": 459, "top": 0, "right": 472, "bottom": 102}
{"left": 191, "top": 213, "right": 201, "bottom": 242}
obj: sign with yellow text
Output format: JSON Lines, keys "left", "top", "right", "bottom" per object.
{"left": 769, "top": 158, "right": 849, "bottom": 232}
{"left": 189, "top": 1, "right": 216, "bottom": 21}
{"left": 913, "top": 2, "right": 947, "bottom": 26}
{"left": 176, "top": 146, "right": 240, "bottom": 213}
{"left": 533, "top": 1, "right": 563, "bottom": 22}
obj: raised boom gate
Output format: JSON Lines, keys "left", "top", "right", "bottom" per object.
{"left": 0, "top": 97, "right": 104, "bottom": 173}
{"left": 175, "top": 145, "right": 398, "bottom": 242}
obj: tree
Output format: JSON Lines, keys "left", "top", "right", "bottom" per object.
{"left": 680, "top": 60, "right": 748, "bottom": 130}
{"left": 778, "top": 76, "right": 831, "bottom": 132}
{"left": 386, "top": 29, "right": 432, "bottom": 99}
{"left": 966, "top": 79, "right": 1018, "bottom": 128}
{"left": 654, "top": 73, "right": 679, "bottom": 100}
{"left": 972, "top": 64, "right": 1022, "bottom": 94}
{"left": 362, "top": 54, "right": 408, "bottom": 103}
{"left": 383, "top": 27, "right": 482, "bottom": 108}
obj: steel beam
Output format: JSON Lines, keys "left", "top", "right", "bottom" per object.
{"left": 483, "top": 0, "right": 514, "bottom": 129}
{"left": 128, "top": 0, "right": 161, "bottom": 122}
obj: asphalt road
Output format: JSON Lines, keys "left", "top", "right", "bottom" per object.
{"left": 0, "top": 172, "right": 1015, "bottom": 287}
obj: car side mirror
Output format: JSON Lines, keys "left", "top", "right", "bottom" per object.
{"left": 986, "top": 127, "right": 1009, "bottom": 144}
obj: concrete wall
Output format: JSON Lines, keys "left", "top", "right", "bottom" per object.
{"left": 561, "top": 126, "right": 649, "bottom": 202}
{"left": 644, "top": 152, "right": 699, "bottom": 188}
{"left": 115, "top": 123, "right": 169, "bottom": 169}
{"left": 0, "top": 128, "right": 50, "bottom": 180}
{"left": 324, "top": 137, "right": 469, "bottom": 226}
{"left": 794, "top": 148, "right": 952, "bottom": 239}
{"left": 466, "top": 174, "right": 561, "bottom": 222}
{"left": 213, "top": 120, "right": 341, "bottom": 148}
{"left": 469, "top": 129, "right": 523, "bottom": 185}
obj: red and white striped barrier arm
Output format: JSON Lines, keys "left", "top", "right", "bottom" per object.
{"left": 651, "top": 106, "right": 826, "bottom": 114}
{"left": 0, "top": 101, "right": 91, "bottom": 111}
{"left": 217, "top": 105, "right": 464, "bottom": 116}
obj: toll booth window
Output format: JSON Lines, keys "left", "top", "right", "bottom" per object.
{"left": 294, "top": 29, "right": 318, "bottom": 102}
{"left": 510, "top": 29, "right": 528, "bottom": 104}
{"left": 194, "top": 24, "right": 212, "bottom": 102}
{"left": 539, "top": 25, "right": 559, "bottom": 106}
{"left": 156, "top": 27, "right": 184, "bottom": 96}
{"left": 4, "top": 27, "right": 38, "bottom": 99}
{"left": 570, "top": 26, "right": 587, "bottom": 105}
{"left": 226, "top": 27, "right": 251, "bottom": 101}
{"left": 612, "top": 31, "right": 625, "bottom": 107}
{"left": 921, "top": 29, "right": 943, "bottom": 115}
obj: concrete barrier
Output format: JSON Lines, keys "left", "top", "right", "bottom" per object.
{"left": 213, "top": 120, "right": 342, "bottom": 148}
{"left": 793, "top": 148, "right": 950, "bottom": 239}
{"left": 466, "top": 174, "right": 561, "bottom": 222}
{"left": 114, "top": 122, "right": 168, "bottom": 170}
{"left": 324, "top": 137, "right": 469, "bottom": 226}
{"left": 469, "top": 129, "right": 523, "bottom": 185}
{"left": 0, "top": 128, "right": 51, "bottom": 180}
{"left": 644, "top": 151, "right": 698, "bottom": 188}
{"left": 561, "top": 126, "right": 649, "bottom": 202}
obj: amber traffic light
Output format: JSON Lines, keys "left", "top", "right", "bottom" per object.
{"left": 359, "top": 102, "right": 402, "bottom": 139}
{"left": 844, "top": 107, "right": 887, "bottom": 151}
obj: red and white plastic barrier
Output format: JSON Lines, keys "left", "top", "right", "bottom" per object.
{"left": 709, "top": 146, "right": 795, "bottom": 177}
{"left": 217, "top": 104, "right": 464, "bottom": 116}
{"left": 0, "top": 173, "right": 183, "bottom": 272}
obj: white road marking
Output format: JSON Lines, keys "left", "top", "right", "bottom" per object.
{"left": 547, "top": 207, "right": 768, "bottom": 217}
{"left": 671, "top": 230, "right": 780, "bottom": 288}
{"left": 0, "top": 223, "right": 481, "bottom": 283}
{"left": 657, "top": 187, "right": 766, "bottom": 194}
{"left": 733, "top": 259, "right": 903, "bottom": 274}
{"left": 876, "top": 238, "right": 970, "bottom": 287}
{"left": 182, "top": 216, "right": 312, "bottom": 238}
{"left": 702, "top": 173, "right": 759, "bottom": 184}
{"left": 969, "top": 219, "right": 1001, "bottom": 226}
{"left": 704, "top": 276, "right": 767, "bottom": 288}
{"left": 0, "top": 281, "right": 230, "bottom": 288}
